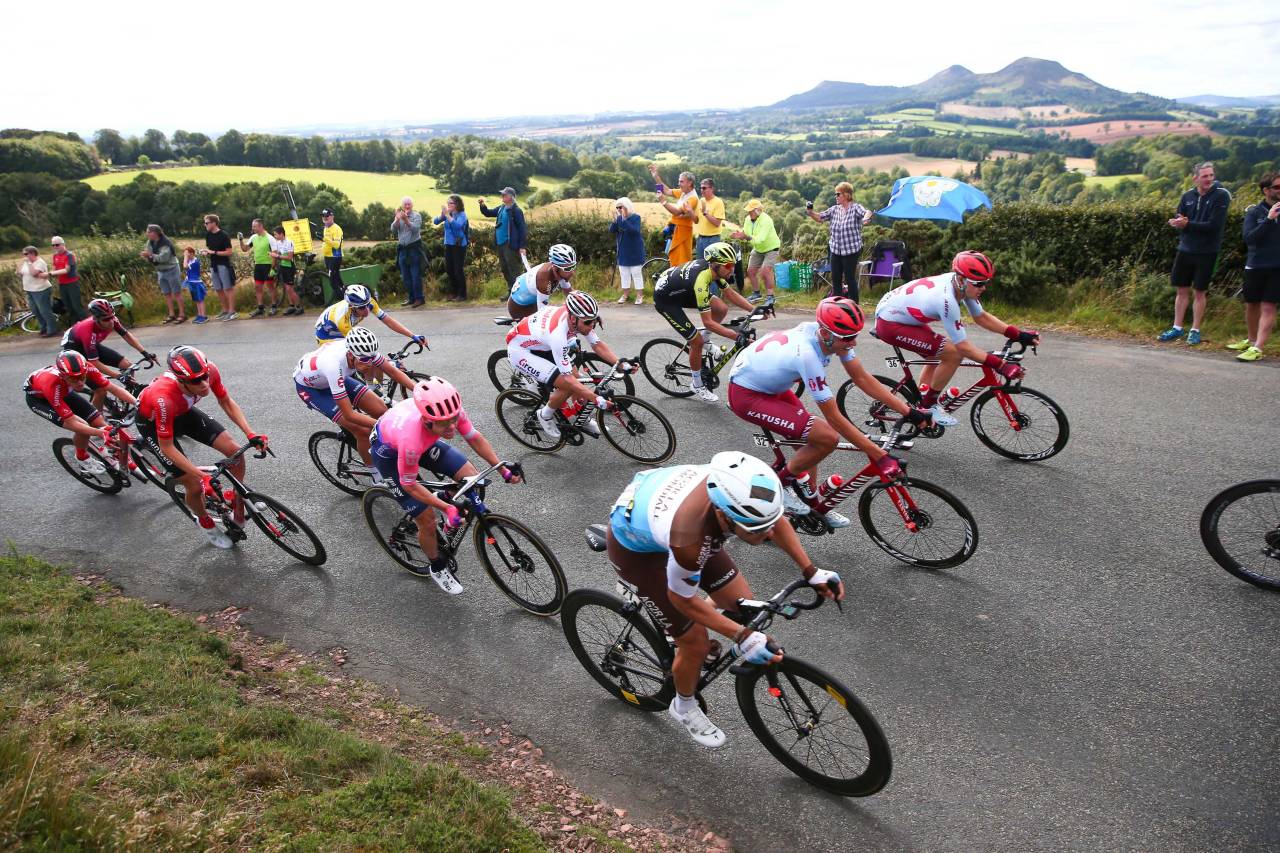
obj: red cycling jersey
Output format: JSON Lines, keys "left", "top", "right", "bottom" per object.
{"left": 137, "top": 364, "right": 229, "bottom": 439}
{"left": 23, "top": 366, "right": 109, "bottom": 421}
{"left": 62, "top": 317, "right": 127, "bottom": 359}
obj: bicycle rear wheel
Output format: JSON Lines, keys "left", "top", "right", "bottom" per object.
{"left": 308, "top": 429, "right": 369, "bottom": 496}
{"left": 473, "top": 513, "right": 567, "bottom": 615}
{"left": 363, "top": 486, "right": 431, "bottom": 573}
{"left": 735, "top": 656, "right": 892, "bottom": 797}
{"left": 836, "top": 375, "right": 911, "bottom": 435}
{"left": 857, "top": 477, "right": 978, "bottom": 569}
{"left": 487, "top": 349, "right": 535, "bottom": 393}
{"left": 639, "top": 338, "right": 695, "bottom": 398}
{"left": 1200, "top": 480, "right": 1280, "bottom": 591}
{"left": 246, "top": 491, "right": 326, "bottom": 566}
{"left": 52, "top": 438, "right": 123, "bottom": 494}
{"left": 494, "top": 388, "right": 567, "bottom": 453}
{"left": 598, "top": 395, "right": 676, "bottom": 464}
{"left": 970, "top": 386, "right": 1069, "bottom": 462}
{"left": 561, "top": 589, "right": 675, "bottom": 711}
{"left": 20, "top": 312, "right": 42, "bottom": 333}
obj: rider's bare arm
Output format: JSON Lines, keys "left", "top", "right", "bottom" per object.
{"left": 106, "top": 383, "right": 137, "bottom": 408}
{"left": 159, "top": 435, "right": 207, "bottom": 480}
{"left": 216, "top": 396, "right": 258, "bottom": 443}
{"left": 589, "top": 341, "right": 621, "bottom": 366}
{"left": 336, "top": 396, "right": 376, "bottom": 430}
{"left": 815, "top": 397, "right": 885, "bottom": 460}
{"left": 721, "top": 286, "right": 754, "bottom": 313}
{"left": 380, "top": 313, "right": 423, "bottom": 345}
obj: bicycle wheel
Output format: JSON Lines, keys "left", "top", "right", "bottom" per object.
{"left": 1200, "top": 480, "right": 1280, "bottom": 591}
{"left": 308, "top": 430, "right": 369, "bottom": 496}
{"left": 970, "top": 386, "right": 1069, "bottom": 462}
{"left": 362, "top": 486, "right": 431, "bottom": 573}
{"left": 20, "top": 312, "right": 41, "bottom": 334}
{"left": 473, "top": 513, "right": 567, "bottom": 615}
{"left": 735, "top": 656, "right": 892, "bottom": 797}
{"left": 128, "top": 441, "right": 169, "bottom": 488}
{"left": 578, "top": 352, "right": 636, "bottom": 397}
{"left": 245, "top": 491, "right": 327, "bottom": 566}
{"left": 494, "top": 388, "right": 567, "bottom": 453}
{"left": 836, "top": 375, "right": 910, "bottom": 435}
{"left": 52, "top": 438, "right": 123, "bottom": 495}
{"left": 642, "top": 256, "right": 669, "bottom": 282}
{"left": 397, "top": 370, "right": 428, "bottom": 400}
{"left": 561, "top": 589, "right": 675, "bottom": 711}
{"left": 487, "top": 349, "right": 535, "bottom": 393}
{"left": 300, "top": 269, "right": 327, "bottom": 307}
{"left": 598, "top": 395, "right": 677, "bottom": 464}
{"left": 639, "top": 338, "right": 695, "bottom": 398}
{"left": 857, "top": 477, "right": 978, "bottom": 569}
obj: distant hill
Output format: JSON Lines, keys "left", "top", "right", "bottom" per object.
{"left": 1178, "top": 94, "right": 1280, "bottom": 108}
{"left": 771, "top": 80, "right": 908, "bottom": 110}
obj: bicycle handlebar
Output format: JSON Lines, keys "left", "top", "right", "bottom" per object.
{"left": 388, "top": 339, "right": 425, "bottom": 361}
{"left": 442, "top": 459, "right": 525, "bottom": 505}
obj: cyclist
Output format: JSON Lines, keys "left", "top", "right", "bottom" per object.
{"left": 24, "top": 350, "right": 139, "bottom": 476}
{"left": 370, "top": 376, "right": 523, "bottom": 594}
{"left": 60, "top": 298, "right": 157, "bottom": 411}
{"left": 727, "top": 297, "right": 929, "bottom": 526}
{"left": 136, "top": 346, "right": 269, "bottom": 550}
{"left": 606, "top": 451, "right": 843, "bottom": 747}
{"left": 504, "top": 292, "right": 629, "bottom": 440}
{"left": 294, "top": 327, "right": 419, "bottom": 467}
{"left": 652, "top": 241, "right": 758, "bottom": 403}
{"left": 506, "top": 243, "right": 577, "bottom": 320}
{"left": 875, "top": 251, "right": 1039, "bottom": 426}
{"left": 315, "top": 284, "right": 427, "bottom": 348}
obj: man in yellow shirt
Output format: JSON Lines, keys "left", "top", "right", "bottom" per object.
{"left": 693, "top": 178, "right": 726, "bottom": 261}
{"left": 651, "top": 164, "right": 697, "bottom": 266}
{"left": 321, "top": 208, "right": 344, "bottom": 293}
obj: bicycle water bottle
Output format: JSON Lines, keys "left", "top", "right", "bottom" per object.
{"left": 817, "top": 474, "right": 844, "bottom": 501}
{"left": 939, "top": 386, "right": 961, "bottom": 406}
{"left": 560, "top": 399, "right": 581, "bottom": 418}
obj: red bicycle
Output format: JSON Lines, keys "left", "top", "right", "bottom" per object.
{"left": 836, "top": 337, "right": 1069, "bottom": 462}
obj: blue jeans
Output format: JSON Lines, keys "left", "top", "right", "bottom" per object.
{"left": 26, "top": 289, "right": 56, "bottom": 334}
{"left": 694, "top": 235, "right": 719, "bottom": 261}
{"left": 60, "top": 282, "right": 87, "bottom": 322}
{"left": 398, "top": 242, "right": 424, "bottom": 303}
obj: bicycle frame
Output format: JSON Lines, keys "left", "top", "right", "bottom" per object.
{"left": 672, "top": 305, "right": 775, "bottom": 380}
{"left": 387, "top": 461, "right": 513, "bottom": 556}
{"left": 372, "top": 340, "right": 425, "bottom": 401}
{"left": 879, "top": 338, "right": 1028, "bottom": 416}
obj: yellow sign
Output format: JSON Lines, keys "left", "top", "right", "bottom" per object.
{"left": 282, "top": 218, "right": 313, "bottom": 253}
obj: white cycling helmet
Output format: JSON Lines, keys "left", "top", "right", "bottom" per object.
{"left": 345, "top": 326, "right": 380, "bottom": 360}
{"left": 548, "top": 243, "right": 578, "bottom": 271}
{"left": 565, "top": 291, "right": 600, "bottom": 321}
{"left": 344, "top": 284, "right": 373, "bottom": 307}
{"left": 705, "top": 452, "right": 784, "bottom": 532}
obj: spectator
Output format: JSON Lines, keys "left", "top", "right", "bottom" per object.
{"left": 806, "top": 181, "right": 873, "bottom": 299}
{"left": 1230, "top": 172, "right": 1280, "bottom": 362}
{"left": 391, "top": 196, "right": 425, "bottom": 307}
{"left": 610, "top": 196, "right": 646, "bottom": 305}
{"left": 692, "top": 178, "right": 725, "bottom": 260}
{"left": 238, "top": 219, "right": 279, "bottom": 317}
{"left": 181, "top": 246, "right": 210, "bottom": 324}
{"left": 49, "top": 236, "right": 88, "bottom": 322}
{"left": 433, "top": 194, "right": 469, "bottom": 302}
{"left": 1158, "top": 162, "right": 1232, "bottom": 346}
{"left": 200, "top": 214, "right": 237, "bottom": 321}
{"left": 478, "top": 187, "right": 528, "bottom": 285}
{"left": 651, "top": 165, "right": 697, "bottom": 266}
{"left": 320, "top": 208, "right": 345, "bottom": 293}
{"left": 18, "top": 246, "right": 57, "bottom": 337}
{"left": 731, "top": 199, "right": 781, "bottom": 303}
{"left": 269, "top": 225, "right": 304, "bottom": 315}
{"left": 142, "top": 224, "right": 185, "bottom": 323}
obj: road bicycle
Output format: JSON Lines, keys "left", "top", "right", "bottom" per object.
{"left": 100, "top": 356, "right": 156, "bottom": 426}
{"left": 1200, "top": 479, "right": 1280, "bottom": 591}
{"left": 99, "top": 275, "right": 137, "bottom": 326}
{"left": 494, "top": 360, "right": 676, "bottom": 465}
{"left": 1, "top": 301, "right": 40, "bottom": 333}
{"left": 754, "top": 417, "right": 978, "bottom": 568}
{"left": 486, "top": 317, "right": 636, "bottom": 397}
{"left": 361, "top": 460, "right": 567, "bottom": 615}
{"left": 837, "top": 336, "right": 1069, "bottom": 462}
{"left": 561, "top": 526, "right": 892, "bottom": 797}
{"left": 372, "top": 339, "right": 431, "bottom": 404}
{"left": 51, "top": 408, "right": 168, "bottom": 495}
{"left": 166, "top": 438, "right": 327, "bottom": 566}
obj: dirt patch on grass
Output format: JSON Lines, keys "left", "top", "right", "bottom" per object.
{"left": 1029, "top": 120, "right": 1216, "bottom": 143}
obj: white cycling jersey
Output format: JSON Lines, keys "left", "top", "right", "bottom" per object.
{"left": 728, "top": 322, "right": 853, "bottom": 404}
{"left": 505, "top": 305, "right": 601, "bottom": 377}
{"left": 292, "top": 341, "right": 382, "bottom": 399}
{"left": 875, "top": 273, "right": 984, "bottom": 345}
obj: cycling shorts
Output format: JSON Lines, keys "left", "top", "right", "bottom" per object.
{"left": 295, "top": 379, "right": 372, "bottom": 423}
{"left": 507, "top": 345, "right": 561, "bottom": 386}
{"left": 727, "top": 382, "right": 813, "bottom": 440}
{"left": 1171, "top": 250, "right": 1217, "bottom": 291}
{"left": 26, "top": 391, "right": 97, "bottom": 426}
{"left": 253, "top": 263, "right": 274, "bottom": 284}
{"left": 370, "top": 435, "right": 468, "bottom": 519}
{"left": 507, "top": 297, "right": 538, "bottom": 320}
{"left": 655, "top": 302, "right": 698, "bottom": 341}
{"left": 874, "top": 317, "right": 946, "bottom": 358}
{"left": 137, "top": 407, "right": 228, "bottom": 474}
{"left": 278, "top": 265, "right": 296, "bottom": 285}
{"left": 64, "top": 340, "right": 126, "bottom": 369}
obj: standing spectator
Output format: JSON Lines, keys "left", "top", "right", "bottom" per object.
{"left": 478, "top": 187, "right": 528, "bottom": 285}
{"left": 692, "top": 178, "right": 725, "bottom": 260}
{"left": 181, "top": 246, "right": 209, "bottom": 324}
{"left": 269, "top": 225, "right": 304, "bottom": 315}
{"left": 19, "top": 246, "right": 57, "bottom": 337}
{"left": 610, "top": 197, "right": 646, "bottom": 304}
{"left": 321, "top": 208, "right": 345, "bottom": 294}
{"left": 1230, "top": 172, "right": 1280, "bottom": 362}
{"left": 433, "top": 194, "right": 469, "bottom": 302}
{"left": 238, "top": 219, "right": 278, "bottom": 317}
{"left": 391, "top": 196, "right": 425, "bottom": 307}
{"left": 731, "top": 199, "right": 781, "bottom": 303}
{"left": 142, "top": 224, "right": 186, "bottom": 324}
{"left": 651, "top": 165, "right": 697, "bottom": 266}
{"left": 49, "top": 236, "right": 88, "bottom": 322}
{"left": 200, "top": 214, "right": 237, "bottom": 321}
{"left": 1158, "top": 162, "right": 1233, "bottom": 346}
{"left": 805, "top": 182, "right": 873, "bottom": 300}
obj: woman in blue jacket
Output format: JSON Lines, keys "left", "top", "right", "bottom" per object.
{"left": 610, "top": 197, "right": 646, "bottom": 304}
{"left": 433, "top": 195, "right": 470, "bottom": 301}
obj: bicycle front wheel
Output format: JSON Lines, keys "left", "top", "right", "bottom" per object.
{"left": 494, "top": 388, "right": 567, "bottom": 453}
{"left": 246, "top": 491, "right": 327, "bottom": 566}
{"left": 969, "top": 386, "right": 1069, "bottom": 462}
{"left": 599, "top": 395, "right": 676, "bottom": 464}
{"left": 308, "top": 430, "right": 369, "bottom": 496}
{"left": 836, "top": 375, "right": 910, "bottom": 435}
{"left": 473, "top": 513, "right": 567, "bottom": 615}
{"left": 561, "top": 589, "right": 675, "bottom": 711}
{"left": 53, "top": 438, "right": 123, "bottom": 495}
{"left": 578, "top": 352, "right": 636, "bottom": 397}
{"left": 639, "top": 338, "right": 695, "bottom": 398}
{"left": 396, "top": 370, "right": 427, "bottom": 400}
{"left": 128, "top": 441, "right": 169, "bottom": 488}
{"left": 20, "top": 312, "right": 41, "bottom": 333}
{"left": 487, "top": 349, "right": 535, "bottom": 394}
{"left": 1201, "top": 480, "right": 1280, "bottom": 591}
{"left": 363, "top": 486, "right": 430, "bottom": 574}
{"left": 857, "top": 477, "right": 978, "bottom": 569}
{"left": 735, "top": 656, "right": 892, "bottom": 797}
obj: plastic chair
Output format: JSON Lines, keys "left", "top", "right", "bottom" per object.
{"left": 857, "top": 241, "right": 909, "bottom": 295}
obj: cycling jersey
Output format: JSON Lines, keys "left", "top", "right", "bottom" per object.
{"left": 653, "top": 260, "right": 719, "bottom": 311}
{"left": 875, "top": 273, "right": 984, "bottom": 345}
{"left": 372, "top": 397, "right": 476, "bottom": 487}
{"left": 508, "top": 263, "right": 568, "bottom": 308}
{"left": 137, "top": 365, "right": 229, "bottom": 440}
{"left": 505, "top": 305, "right": 601, "bottom": 379}
{"left": 293, "top": 342, "right": 383, "bottom": 400}
{"left": 728, "top": 322, "right": 853, "bottom": 405}
{"left": 61, "top": 317, "right": 127, "bottom": 360}
{"left": 23, "top": 366, "right": 109, "bottom": 422}
{"left": 322, "top": 223, "right": 343, "bottom": 259}
{"left": 314, "top": 298, "right": 386, "bottom": 343}
{"left": 247, "top": 233, "right": 273, "bottom": 265}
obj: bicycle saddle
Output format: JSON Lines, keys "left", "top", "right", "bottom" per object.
{"left": 584, "top": 524, "right": 608, "bottom": 552}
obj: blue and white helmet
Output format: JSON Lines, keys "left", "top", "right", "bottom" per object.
{"left": 705, "top": 452, "right": 784, "bottom": 531}
{"left": 344, "top": 284, "right": 373, "bottom": 307}
{"left": 548, "top": 243, "right": 577, "bottom": 271}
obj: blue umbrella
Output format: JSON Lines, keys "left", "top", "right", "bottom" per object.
{"left": 876, "top": 175, "right": 992, "bottom": 223}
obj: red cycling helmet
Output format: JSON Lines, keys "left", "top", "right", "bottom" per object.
{"left": 88, "top": 298, "right": 116, "bottom": 321}
{"left": 55, "top": 350, "right": 89, "bottom": 380}
{"left": 815, "top": 297, "right": 865, "bottom": 339}
{"left": 168, "top": 345, "right": 210, "bottom": 381}
{"left": 952, "top": 251, "right": 995, "bottom": 283}
{"left": 413, "top": 376, "right": 462, "bottom": 422}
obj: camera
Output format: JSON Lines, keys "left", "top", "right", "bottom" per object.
{"left": 806, "top": 201, "right": 814, "bottom": 210}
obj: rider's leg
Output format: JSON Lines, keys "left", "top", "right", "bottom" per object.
{"left": 1171, "top": 285, "right": 1191, "bottom": 330}
{"left": 1191, "top": 288, "right": 1207, "bottom": 332}
{"left": 922, "top": 342, "right": 962, "bottom": 406}
{"left": 761, "top": 263, "right": 776, "bottom": 298}
{"left": 785, "top": 418, "right": 838, "bottom": 490}
{"left": 339, "top": 414, "right": 373, "bottom": 463}
{"left": 672, "top": 624, "right": 711, "bottom": 698}
{"left": 209, "top": 430, "right": 246, "bottom": 523}
{"left": 413, "top": 511, "right": 440, "bottom": 561}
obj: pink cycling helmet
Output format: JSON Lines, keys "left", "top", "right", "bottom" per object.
{"left": 413, "top": 376, "right": 462, "bottom": 421}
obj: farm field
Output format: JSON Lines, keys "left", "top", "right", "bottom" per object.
{"left": 792, "top": 152, "right": 977, "bottom": 176}
{"left": 941, "top": 102, "right": 1095, "bottom": 121}
{"left": 1084, "top": 173, "right": 1147, "bottom": 187}
{"left": 1029, "top": 119, "right": 1216, "bottom": 143}
{"left": 528, "top": 198, "right": 672, "bottom": 229}
{"left": 988, "top": 150, "right": 1097, "bottom": 173}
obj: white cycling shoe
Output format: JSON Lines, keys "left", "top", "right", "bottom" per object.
{"left": 429, "top": 567, "right": 465, "bottom": 596}
{"left": 203, "top": 524, "right": 233, "bottom": 549}
{"left": 667, "top": 699, "right": 726, "bottom": 748}
{"left": 691, "top": 385, "right": 719, "bottom": 403}
{"left": 928, "top": 405, "right": 958, "bottom": 427}
{"left": 578, "top": 417, "right": 601, "bottom": 437}
{"left": 782, "top": 490, "right": 811, "bottom": 515}
{"left": 536, "top": 408, "right": 561, "bottom": 439}
{"left": 78, "top": 457, "right": 107, "bottom": 475}
{"left": 821, "top": 509, "right": 851, "bottom": 529}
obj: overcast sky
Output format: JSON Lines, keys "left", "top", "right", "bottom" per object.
{"left": 3, "top": 0, "right": 1275, "bottom": 137}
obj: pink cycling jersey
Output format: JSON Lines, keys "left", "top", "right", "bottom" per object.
{"left": 374, "top": 397, "right": 475, "bottom": 486}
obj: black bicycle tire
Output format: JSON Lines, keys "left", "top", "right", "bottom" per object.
{"left": 246, "top": 491, "right": 327, "bottom": 566}
{"left": 494, "top": 388, "right": 568, "bottom": 453}
{"left": 300, "top": 269, "right": 327, "bottom": 307}
{"left": 472, "top": 513, "right": 568, "bottom": 615}
{"left": 969, "top": 386, "right": 1070, "bottom": 462}
{"left": 735, "top": 656, "right": 892, "bottom": 797}
{"left": 308, "top": 430, "right": 366, "bottom": 496}
{"left": 1200, "top": 479, "right": 1280, "bottom": 591}
{"left": 397, "top": 370, "right": 428, "bottom": 400}
{"left": 52, "top": 438, "right": 123, "bottom": 495}
{"left": 836, "top": 375, "right": 910, "bottom": 434}
{"left": 857, "top": 477, "right": 979, "bottom": 569}
{"left": 560, "top": 588, "right": 675, "bottom": 711}
{"left": 639, "top": 338, "right": 695, "bottom": 398}
{"left": 362, "top": 486, "right": 432, "bottom": 573}
{"left": 598, "top": 395, "right": 677, "bottom": 464}
{"left": 487, "top": 349, "right": 534, "bottom": 394}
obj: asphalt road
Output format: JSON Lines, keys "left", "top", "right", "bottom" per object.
{"left": 3, "top": 305, "right": 1277, "bottom": 852}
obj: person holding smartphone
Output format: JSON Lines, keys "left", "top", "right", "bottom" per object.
{"left": 651, "top": 165, "right": 698, "bottom": 266}
{"left": 805, "top": 182, "right": 873, "bottom": 300}
{"left": 1230, "top": 172, "right": 1280, "bottom": 362}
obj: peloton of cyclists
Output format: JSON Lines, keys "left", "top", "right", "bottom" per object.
{"left": 60, "top": 298, "right": 157, "bottom": 410}
{"left": 507, "top": 243, "right": 578, "bottom": 320}
{"left": 24, "top": 350, "right": 139, "bottom": 475}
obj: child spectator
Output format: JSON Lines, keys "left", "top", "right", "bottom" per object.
{"left": 182, "top": 247, "right": 209, "bottom": 324}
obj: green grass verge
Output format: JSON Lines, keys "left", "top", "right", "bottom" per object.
{"left": 0, "top": 553, "right": 545, "bottom": 851}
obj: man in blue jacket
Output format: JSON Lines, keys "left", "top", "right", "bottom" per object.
{"left": 1157, "top": 162, "right": 1232, "bottom": 346}
{"left": 1228, "top": 172, "right": 1280, "bottom": 362}
{"left": 478, "top": 187, "right": 528, "bottom": 286}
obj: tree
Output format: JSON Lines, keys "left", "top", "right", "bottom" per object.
{"left": 94, "top": 128, "right": 128, "bottom": 164}
{"left": 216, "top": 129, "right": 246, "bottom": 165}
{"left": 140, "top": 129, "right": 174, "bottom": 162}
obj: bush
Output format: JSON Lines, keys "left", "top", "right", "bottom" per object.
{"left": 0, "top": 224, "right": 33, "bottom": 251}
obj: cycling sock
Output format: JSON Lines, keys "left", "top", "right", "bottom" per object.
{"left": 700, "top": 329, "right": 712, "bottom": 345}
{"left": 197, "top": 515, "right": 216, "bottom": 530}
{"left": 429, "top": 555, "right": 451, "bottom": 573}
{"left": 1170, "top": 325, "right": 1183, "bottom": 332}
{"left": 922, "top": 389, "right": 940, "bottom": 407}
{"left": 75, "top": 447, "right": 89, "bottom": 461}
{"left": 793, "top": 471, "right": 813, "bottom": 496}
{"left": 673, "top": 693, "right": 697, "bottom": 715}
{"left": 774, "top": 463, "right": 797, "bottom": 487}
{"left": 537, "top": 405, "right": 555, "bottom": 420}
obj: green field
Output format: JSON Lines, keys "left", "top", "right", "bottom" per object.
{"left": 867, "top": 110, "right": 1023, "bottom": 136}
{"left": 85, "top": 166, "right": 566, "bottom": 212}
{"left": 1084, "top": 173, "right": 1147, "bottom": 187}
